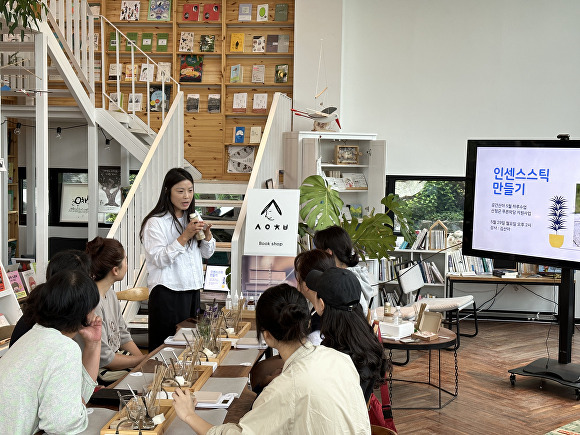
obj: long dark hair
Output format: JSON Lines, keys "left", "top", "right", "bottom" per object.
{"left": 320, "top": 303, "right": 387, "bottom": 389}
{"left": 313, "top": 226, "right": 359, "bottom": 267}
{"left": 139, "top": 168, "right": 196, "bottom": 244}
{"left": 86, "top": 236, "right": 125, "bottom": 281}
{"left": 294, "top": 249, "right": 336, "bottom": 284}
{"left": 256, "top": 284, "right": 310, "bottom": 343}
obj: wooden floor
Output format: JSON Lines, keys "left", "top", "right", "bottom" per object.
{"left": 381, "top": 320, "right": 580, "bottom": 434}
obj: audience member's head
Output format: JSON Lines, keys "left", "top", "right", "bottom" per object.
{"left": 46, "top": 249, "right": 91, "bottom": 279}
{"left": 312, "top": 226, "right": 359, "bottom": 267}
{"left": 256, "top": 284, "right": 309, "bottom": 345}
{"left": 32, "top": 270, "right": 100, "bottom": 334}
{"left": 85, "top": 236, "right": 126, "bottom": 282}
{"left": 294, "top": 249, "right": 335, "bottom": 309}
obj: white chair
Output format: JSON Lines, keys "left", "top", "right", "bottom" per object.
{"left": 394, "top": 261, "right": 478, "bottom": 349}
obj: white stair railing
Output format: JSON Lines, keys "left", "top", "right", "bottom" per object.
{"left": 230, "top": 93, "right": 293, "bottom": 296}
{"left": 106, "top": 91, "right": 184, "bottom": 291}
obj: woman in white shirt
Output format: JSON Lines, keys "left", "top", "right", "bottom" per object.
{"left": 172, "top": 284, "right": 371, "bottom": 435}
{"left": 140, "top": 168, "right": 215, "bottom": 351}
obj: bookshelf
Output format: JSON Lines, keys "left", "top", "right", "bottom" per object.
{"left": 283, "top": 131, "right": 386, "bottom": 217}
{"left": 98, "top": 0, "right": 295, "bottom": 180}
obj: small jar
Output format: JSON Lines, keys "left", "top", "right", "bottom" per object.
{"left": 247, "top": 295, "right": 255, "bottom": 311}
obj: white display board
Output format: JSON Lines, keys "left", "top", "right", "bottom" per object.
{"left": 60, "top": 183, "right": 89, "bottom": 223}
{"left": 244, "top": 189, "right": 300, "bottom": 256}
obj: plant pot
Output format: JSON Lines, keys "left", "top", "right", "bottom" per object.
{"left": 549, "top": 234, "right": 564, "bottom": 248}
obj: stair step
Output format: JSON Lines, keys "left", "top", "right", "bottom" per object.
{"left": 215, "top": 242, "right": 232, "bottom": 252}
{"left": 195, "top": 180, "right": 248, "bottom": 195}
{"left": 204, "top": 220, "right": 237, "bottom": 229}
{"left": 196, "top": 199, "right": 243, "bottom": 207}
{"left": 0, "top": 41, "right": 34, "bottom": 52}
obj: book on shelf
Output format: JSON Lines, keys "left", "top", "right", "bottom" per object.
{"left": 119, "top": 1, "right": 140, "bottom": 21}
{"left": 156, "top": 62, "right": 171, "bottom": 82}
{"left": 342, "top": 173, "right": 367, "bottom": 189}
{"left": 109, "top": 92, "right": 124, "bottom": 111}
{"left": 208, "top": 94, "right": 221, "bottom": 113}
{"left": 125, "top": 32, "right": 138, "bottom": 51}
{"left": 227, "top": 145, "right": 254, "bottom": 173}
{"left": 230, "top": 33, "right": 245, "bottom": 52}
{"left": 232, "top": 92, "right": 248, "bottom": 113}
{"left": 230, "top": 64, "right": 243, "bottom": 83}
{"left": 265, "top": 34, "right": 278, "bottom": 53}
{"left": 341, "top": 205, "right": 352, "bottom": 221}
{"left": 252, "top": 93, "right": 268, "bottom": 113}
{"left": 156, "top": 33, "right": 169, "bottom": 52}
{"left": 108, "top": 63, "right": 122, "bottom": 80}
{"left": 147, "top": 0, "right": 171, "bottom": 21}
{"left": 20, "top": 269, "right": 37, "bottom": 294}
{"left": 252, "top": 35, "right": 265, "bottom": 53}
{"left": 180, "top": 55, "right": 203, "bottom": 82}
{"left": 257, "top": 4, "right": 268, "bottom": 21}
{"left": 127, "top": 93, "right": 143, "bottom": 111}
{"left": 202, "top": 3, "right": 220, "bottom": 21}
{"left": 251, "top": 65, "right": 265, "bottom": 84}
{"left": 108, "top": 32, "right": 119, "bottom": 51}
{"left": 148, "top": 85, "right": 171, "bottom": 112}
{"left": 277, "top": 34, "right": 289, "bottom": 53}
{"left": 234, "top": 126, "right": 245, "bottom": 143}
{"left": 238, "top": 3, "right": 252, "bottom": 21}
{"left": 430, "top": 262, "right": 445, "bottom": 284}
{"left": 179, "top": 32, "right": 195, "bottom": 52}
{"left": 182, "top": 4, "right": 199, "bottom": 21}
{"left": 186, "top": 94, "right": 200, "bottom": 113}
{"left": 325, "top": 177, "right": 347, "bottom": 191}
{"left": 7, "top": 270, "right": 26, "bottom": 299}
{"left": 411, "top": 228, "right": 428, "bottom": 250}
{"left": 275, "top": 3, "right": 288, "bottom": 21}
{"left": 349, "top": 204, "right": 363, "bottom": 219}
{"left": 199, "top": 35, "right": 215, "bottom": 52}
{"left": 124, "top": 64, "right": 138, "bottom": 81}
{"left": 249, "top": 126, "right": 262, "bottom": 143}
{"left": 274, "top": 64, "right": 288, "bottom": 83}
{"left": 94, "top": 60, "right": 101, "bottom": 81}
{"left": 93, "top": 33, "right": 99, "bottom": 50}
{"left": 141, "top": 33, "right": 153, "bottom": 51}
{"left": 139, "top": 63, "right": 155, "bottom": 82}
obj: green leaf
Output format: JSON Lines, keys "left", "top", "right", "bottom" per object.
{"left": 342, "top": 213, "right": 397, "bottom": 260}
{"left": 299, "top": 175, "right": 344, "bottom": 231}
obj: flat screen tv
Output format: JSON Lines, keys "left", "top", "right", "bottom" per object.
{"left": 463, "top": 139, "right": 580, "bottom": 270}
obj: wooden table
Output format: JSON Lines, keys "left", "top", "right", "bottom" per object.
{"left": 98, "top": 340, "right": 264, "bottom": 425}
{"left": 382, "top": 327, "right": 458, "bottom": 409}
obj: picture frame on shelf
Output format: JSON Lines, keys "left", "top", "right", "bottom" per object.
{"left": 335, "top": 145, "right": 359, "bottom": 165}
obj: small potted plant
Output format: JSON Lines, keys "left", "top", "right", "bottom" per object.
{"left": 548, "top": 195, "right": 567, "bottom": 248}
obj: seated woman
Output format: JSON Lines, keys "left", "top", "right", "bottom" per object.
{"left": 293, "top": 249, "right": 336, "bottom": 345}
{"left": 10, "top": 249, "right": 91, "bottom": 347}
{"left": 313, "top": 225, "right": 375, "bottom": 314}
{"left": 173, "top": 284, "right": 370, "bottom": 435}
{"left": 0, "top": 270, "right": 102, "bottom": 434}
{"left": 305, "top": 266, "right": 388, "bottom": 402}
{"left": 83, "top": 236, "right": 146, "bottom": 383}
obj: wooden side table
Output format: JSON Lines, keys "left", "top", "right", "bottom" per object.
{"left": 382, "top": 327, "right": 458, "bottom": 409}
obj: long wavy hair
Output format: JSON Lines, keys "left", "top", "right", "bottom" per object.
{"left": 320, "top": 303, "right": 387, "bottom": 389}
{"left": 139, "top": 168, "right": 196, "bottom": 246}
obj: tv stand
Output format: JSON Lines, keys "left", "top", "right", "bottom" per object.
{"left": 508, "top": 268, "right": 579, "bottom": 398}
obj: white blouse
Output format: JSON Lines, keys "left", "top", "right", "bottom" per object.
{"left": 142, "top": 212, "right": 216, "bottom": 291}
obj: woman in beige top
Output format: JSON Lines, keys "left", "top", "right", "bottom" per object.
{"left": 172, "top": 283, "right": 371, "bottom": 435}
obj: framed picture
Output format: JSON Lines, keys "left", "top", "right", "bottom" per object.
{"left": 335, "top": 145, "right": 359, "bottom": 165}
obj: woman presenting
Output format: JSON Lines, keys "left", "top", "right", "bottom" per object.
{"left": 140, "top": 168, "right": 215, "bottom": 351}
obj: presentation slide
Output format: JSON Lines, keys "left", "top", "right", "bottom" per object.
{"left": 472, "top": 146, "right": 580, "bottom": 263}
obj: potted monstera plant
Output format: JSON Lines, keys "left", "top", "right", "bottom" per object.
{"left": 299, "top": 175, "right": 414, "bottom": 260}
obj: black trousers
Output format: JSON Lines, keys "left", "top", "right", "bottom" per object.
{"left": 148, "top": 285, "right": 201, "bottom": 352}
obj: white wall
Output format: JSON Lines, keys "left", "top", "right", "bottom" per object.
{"left": 293, "top": 0, "right": 343, "bottom": 132}
{"left": 341, "top": 0, "right": 580, "bottom": 176}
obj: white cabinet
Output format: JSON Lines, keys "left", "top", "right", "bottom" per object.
{"left": 283, "top": 131, "right": 386, "bottom": 216}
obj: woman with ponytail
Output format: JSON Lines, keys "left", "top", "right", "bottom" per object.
{"left": 313, "top": 225, "right": 375, "bottom": 314}
{"left": 84, "top": 236, "right": 145, "bottom": 383}
{"left": 172, "top": 284, "right": 370, "bottom": 435}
